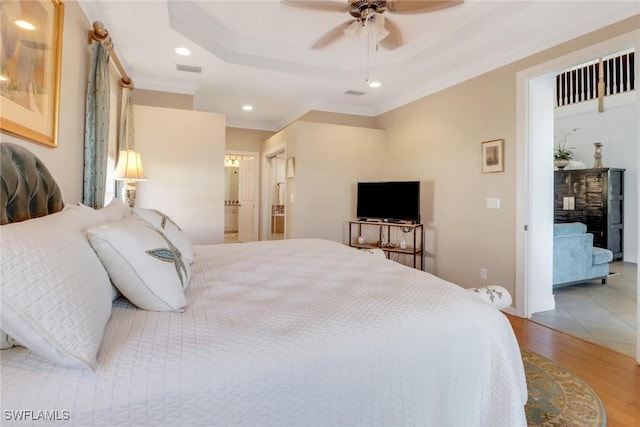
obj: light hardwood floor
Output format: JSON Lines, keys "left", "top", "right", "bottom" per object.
{"left": 507, "top": 314, "right": 640, "bottom": 427}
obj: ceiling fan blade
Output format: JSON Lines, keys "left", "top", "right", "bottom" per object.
{"left": 378, "top": 18, "right": 403, "bottom": 50}
{"left": 311, "top": 20, "right": 354, "bottom": 49}
{"left": 281, "top": 0, "right": 348, "bottom": 12}
{"left": 386, "top": 0, "right": 464, "bottom": 14}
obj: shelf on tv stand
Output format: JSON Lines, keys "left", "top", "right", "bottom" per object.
{"left": 348, "top": 220, "right": 424, "bottom": 270}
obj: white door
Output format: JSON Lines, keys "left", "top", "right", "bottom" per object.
{"left": 238, "top": 157, "right": 257, "bottom": 242}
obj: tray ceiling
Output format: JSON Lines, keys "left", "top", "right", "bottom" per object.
{"left": 78, "top": 1, "right": 640, "bottom": 130}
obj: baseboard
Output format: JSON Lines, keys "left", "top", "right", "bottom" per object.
{"left": 529, "top": 295, "right": 556, "bottom": 316}
{"left": 501, "top": 306, "right": 517, "bottom": 316}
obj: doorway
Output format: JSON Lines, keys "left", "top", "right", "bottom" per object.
{"left": 261, "top": 146, "right": 286, "bottom": 241}
{"left": 516, "top": 30, "right": 639, "bottom": 361}
{"left": 224, "top": 152, "right": 259, "bottom": 243}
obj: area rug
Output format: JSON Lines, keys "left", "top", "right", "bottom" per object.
{"left": 522, "top": 347, "right": 606, "bottom": 427}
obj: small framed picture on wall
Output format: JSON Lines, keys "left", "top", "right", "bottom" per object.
{"left": 481, "top": 139, "right": 504, "bottom": 173}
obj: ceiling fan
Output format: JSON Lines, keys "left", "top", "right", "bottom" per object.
{"left": 282, "top": 0, "right": 464, "bottom": 50}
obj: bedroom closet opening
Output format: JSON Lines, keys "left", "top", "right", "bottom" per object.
{"left": 224, "top": 153, "right": 259, "bottom": 243}
{"left": 266, "top": 151, "right": 286, "bottom": 240}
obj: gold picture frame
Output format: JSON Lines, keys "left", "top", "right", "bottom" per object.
{"left": 481, "top": 139, "right": 504, "bottom": 173}
{"left": 0, "top": 0, "right": 64, "bottom": 148}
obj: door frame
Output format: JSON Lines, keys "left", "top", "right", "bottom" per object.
{"left": 515, "top": 30, "right": 639, "bottom": 362}
{"left": 225, "top": 150, "right": 259, "bottom": 241}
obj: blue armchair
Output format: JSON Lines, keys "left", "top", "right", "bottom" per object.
{"left": 553, "top": 223, "right": 613, "bottom": 287}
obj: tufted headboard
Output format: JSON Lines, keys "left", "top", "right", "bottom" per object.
{"left": 0, "top": 142, "right": 64, "bottom": 225}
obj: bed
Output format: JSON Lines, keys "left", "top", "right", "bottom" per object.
{"left": 0, "top": 142, "right": 527, "bottom": 426}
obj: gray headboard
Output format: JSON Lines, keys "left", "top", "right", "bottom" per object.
{"left": 0, "top": 142, "right": 64, "bottom": 225}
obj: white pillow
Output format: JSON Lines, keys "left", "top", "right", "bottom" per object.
{"left": 96, "top": 198, "right": 132, "bottom": 222}
{"left": 87, "top": 217, "right": 189, "bottom": 312}
{"left": 0, "top": 207, "right": 113, "bottom": 369}
{"left": 78, "top": 198, "right": 131, "bottom": 222}
{"left": 132, "top": 208, "right": 193, "bottom": 264}
{"left": 78, "top": 199, "right": 131, "bottom": 301}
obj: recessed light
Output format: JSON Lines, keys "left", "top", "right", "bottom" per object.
{"left": 15, "top": 20, "right": 35, "bottom": 30}
{"left": 242, "top": 105, "right": 253, "bottom": 111}
{"left": 368, "top": 80, "right": 382, "bottom": 88}
{"left": 0, "top": 75, "right": 8, "bottom": 82}
{"left": 175, "top": 47, "right": 191, "bottom": 56}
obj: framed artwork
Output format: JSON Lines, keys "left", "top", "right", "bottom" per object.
{"left": 286, "top": 157, "right": 295, "bottom": 178}
{"left": 0, "top": 0, "right": 64, "bottom": 148}
{"left": 481, "top": 139, "right": 504, "bottom": 173}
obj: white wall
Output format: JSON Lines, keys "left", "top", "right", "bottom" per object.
{"left": 524, "top": 74, "right": 558, "bottom": 314}
{"left": 375, "top": 18, "right": 639, "bottom": 302}
{"left": 555, "top": 95, "right": 638, "bottom": 262}
{"left": 377, "top": 65, "right": 518, "bottom": 286}
{"left": 1, "top": 0, "right": 89, "bottom": 203}
{"left": 133, "top": 105, "right": 226, "bottom": 244}
{"left": 288, "top": 121, "right": 388, "bottom": 243}
{"left": 226, "top": 127, "right": 274, "bottom": 152}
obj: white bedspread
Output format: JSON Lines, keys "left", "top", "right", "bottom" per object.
{"left": 1, "top": 239, "right": 527, "bottom": 426}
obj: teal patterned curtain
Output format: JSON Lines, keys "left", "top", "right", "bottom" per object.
{"left": 83, "top": 42, "right": 110, "bottom": 208}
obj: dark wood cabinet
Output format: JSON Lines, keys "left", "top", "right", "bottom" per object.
{"left": 554, "top": 168, "right": 625, "bottom": 260}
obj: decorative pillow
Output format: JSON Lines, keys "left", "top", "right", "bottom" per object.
{"left": 132, "top": 208, "right": 193, "bottom": 264}
{"left": 0, "top": 331, "right": 19, "bottom": 350}
{"left": 87, "top": 217, "right": 190, "bottom": 312}
{"left": 0, "top": 207, "right": 113, "bottom": 369}
{"left": 467, "top": 286, "right": 513, "bottom": 310}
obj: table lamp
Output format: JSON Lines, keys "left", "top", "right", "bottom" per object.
{"left": 114, "top": 150, "right": 147, "bottom": 207}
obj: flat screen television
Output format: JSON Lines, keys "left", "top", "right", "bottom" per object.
{"left": 356, "top": 181, "right": 420, "bottom": 223}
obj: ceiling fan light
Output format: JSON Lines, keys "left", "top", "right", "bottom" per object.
{"left": 376, "top": 27, "right": 390, "bottom": 41}
{"left": 364, "top": 13, "right": 385, "bottom": 34}
{"left": 343, "top": 20, "right": 363, "bottom": 40}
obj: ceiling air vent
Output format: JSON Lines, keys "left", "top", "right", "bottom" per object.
{"left": 176, "top": 64, "right": 202, "bottom": 73}
{"left": 344, "top": 89, "right": 366, "bottom": 96}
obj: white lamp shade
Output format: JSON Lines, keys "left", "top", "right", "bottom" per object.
{"left": 114, "top": 150, "right": 147, "bottom": 181}
{"left": 343, "top": 20, "right": 363, "bottom": 40}
{"left": 376, "top": 26, "right": 390, "bottom": 41}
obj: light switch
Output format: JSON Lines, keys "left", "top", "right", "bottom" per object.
{"left": 486, "top": 198, "right": 501, "bottom": 209}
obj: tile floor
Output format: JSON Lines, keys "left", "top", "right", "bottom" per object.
{"left": 531, "top": 261, "right": 637, "bottom": 357}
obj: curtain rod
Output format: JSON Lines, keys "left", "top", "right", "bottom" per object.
{"left": 88, "top": 21, "right": 133, "bottom": 89}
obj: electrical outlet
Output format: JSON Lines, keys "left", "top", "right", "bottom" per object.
{"left": 480, "top": 268, "right": 487, "bottom": 280}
